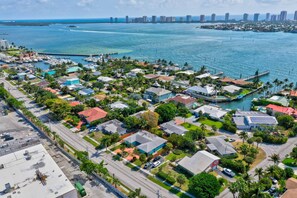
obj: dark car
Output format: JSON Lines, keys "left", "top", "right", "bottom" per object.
{"left": 4, "top": 136, "right": 14, "bottom": 141}
{"left": 223, "top": 168, "right": 236, "bottom": 177}
{"left": 153, "top": 156, "right": 161, "bottom": 162}
{"left": 144, "top": 162, "right": 152, "bottom": 169}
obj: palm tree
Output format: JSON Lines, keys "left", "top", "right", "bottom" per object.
{"left": 228, "top": 182, "right": 238, "bottom": 198}
{"left": 266, "top": 165, "right": 275, "bottom": 176}
{"left": 239, "top": 131, "right": 248, "bottom": 144}
{"left": 254, "top": 167, "right": 264, "bottom": 180}
{"left": 240, "top": 144, "right": 249, "bottom": 158}
{"left": 269, "top": 153, "right": 280, "bottom": 165}
{"left": 113, "top": 177, "right": 120, "bottom": 188}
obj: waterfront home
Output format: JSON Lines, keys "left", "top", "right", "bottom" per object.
{"left": 110, "top": 101, "right": 129, "bottom": 110}
{"left": 178, "top": 150, "right": 220, "bottom": 176}
{"left": 126, "top": 68, "right": 144, "bottom": 77}
{"left": 233, "top": 111, "right": 278, "bottom": 130}
{"left": 42, "top": 70, "right": 56, "bottom": 77}
{"left": 177, "top": 70, "right": 195, "bottom": 75}
{"left": 172, "top": 80, "right": 190, "bottom": 88}
{"left": 289, "top": 90, "right": 297, "bottom": 99}
{"left": 156, "top": 75, "right": 175, "bottom": 82}
{"left": 266, "top": 104, "right": 297, "bottom": 118}
{"left": 124, "top": 130, "right": 167, "bottom": 155}
{"left": 78, "top": 107, "right": 107, "bottom": 124}
{"left": 220, "top": 77, "right": 252, "bottom": 87}
{"left": 186, "top": 85, "right": 216, "bottom": 97}
{"left": 194, "top": 105, "right": 228, "bottom": 121}
{"left": 160, "top": 120, "right": 188, "bottom": 136}
{"left": 78, "top": 88, "right": 94, "bottom": 96}
{"left": 97, "top": 119, "right": 127, "bottom": 135}
{"left": 66, "top": 66, "right": 82, "bottom": 74}
{"left": 143, "top": 87, "right": 173, "bottom": 103}
{"left": 206, "top": 136, "right": 237, "bottom": 156}
{"left": 97, "top": 76, "right": 115, "bottom": 83}
{"left": 267, "top": 95, "right": 289, "bottom": 107}
{"left": 169, "top": 95, "right": 198, "bottom": 109}
{"left": 223, "top": 85, "right": 242, "bottom": 94}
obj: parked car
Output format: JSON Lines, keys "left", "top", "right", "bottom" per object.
{"left": 229, "top": 138, "right": 236, "bottom": 142}
{"left": 152, "top": 161, "right": 161, "bottom": 168}
{"left": 4, "top": 136, "right": 14, "bottom": 141}
{"left": 270, "top": 177, "right": 278, "bottom": 184}
{"left": 223, "top": 168, "right": 235, "bottom": 177}
{"left": 144, "top": 162, "right": 152, "bottom": 169}
{"left": 153, "top": 156, "right": 161, "bottom": 162}
{"left": 268, "top": 187, "right": 276, "bottom": 194}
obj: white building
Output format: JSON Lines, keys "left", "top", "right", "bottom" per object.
{"left": 0, "top": 40, "right": 10, "bottom": 50}
{"left": 194, "top": 105, "right": 228, "bottom": 121}
{"left": 0, "top": 144, "right": 77, "bottom": 198}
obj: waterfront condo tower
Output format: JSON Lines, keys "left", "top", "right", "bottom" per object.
{"left": 152, "top": 15, "right": 157, "bottom": 23}
{"left": 110, "top": 17, "right": 113, "bottom": 23}
{"left": 280, "top": 11, "right": 287, "bottom": 21}
{"left": 200, "top": 15, "right": 205, "bottom": 23}
{"left": 211, "top": 13, "right": 216, "bottom": 22}
{"left": 294, "top": 11, "right": 297, "bottom": 21}
{"left": 225, "top": 13, "right": 230, "bottom": 22}
{"left": 160, "top": 16, "right": 166, "bottom": 23}
{"left": 265, "top": 13, "right": 270, "bottom": 21}
{"left": 186, "top": 15, "right": 192, "bottom": 23}
{"left": 243, "top": 13, "right": 248, "bottom": 21}
{"left": 126, "top": 16, "right": 129, "bottom": 23}
{"left": 253, "top": 13, "right": 260, "bottom": 22}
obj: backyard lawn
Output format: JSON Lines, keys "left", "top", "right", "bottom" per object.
{"left": 181, "top": 122, "right": 219, "bottom": 136}
{"left": 166, "top": 152, "right": 187, "bottom": 162}
{"left": 283, "top": 158, "right": 297, "bottom": 167}
{"left": 199, "top": 118, "right": 223, "bottom": 129}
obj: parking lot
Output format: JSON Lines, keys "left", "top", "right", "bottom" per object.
{"left": 0, "top": 102, "right": 41, "bottom": 156}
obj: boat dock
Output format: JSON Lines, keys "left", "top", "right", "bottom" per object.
{"left": 241, "top": 70, "right": 270, "bottom": 81}
{"left": 37, "top": 52, "right": 118, "bottom": 57}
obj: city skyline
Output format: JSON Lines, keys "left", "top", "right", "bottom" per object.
{"left": 0, "top": 0, "right": 297, "bottom": 20}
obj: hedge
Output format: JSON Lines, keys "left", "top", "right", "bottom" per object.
{"left": 156, "top": 171, "right": 176, "bottom": 185}
{"left": 220, "top": 158, "right": 245, "bottom": 174}
{"left": 254, "top": 131, "right": 288, "bottom": 144}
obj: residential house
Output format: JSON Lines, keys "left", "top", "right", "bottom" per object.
{"left": 93, "top": 71, "right": 102, "bottom": 76}
{"left": 267, "top": 95, "right": 289, "bottom": 107}
{"left": 223, "top": 85, "right": 242, "bottom": 94}
{"left": 206, "top": 135, "right": 237, "bottom": 156}
{"left": 17, "top": 73, "right": 27, "bottom": 81}
{"left": 233, "top": 111, "right": 278, "bottom": 130}
{"left": 282, "top": 178, "right": 297, "bottom": 198}
{"left": 156, "top": 75, "right": 175, "bottom": 83}
{"left": 97, "top": 76, "right": 114, "bottom": 83}
{"left": 186, "top": 85, "right": 216, "bottom": 97}
{"left": 66, "top": 66, "right": 82, "bottom": 74}
{"left": 126, "top": 68, "right": 144, "bottom": 77}
{"left": 42, "top": 70, "right": 56, "bottom": 77}
{"left": 266, "top": 104, "right": 297, "bottom": 118}
{"left": 97, "top": 119, "right": 127, "bottom": 135}
{"left": 110, "top": 101, "right": 129, "bottom": 110}
{"left": 194, "top": 105, "right": 228, "bottom": 121}
{"left": 124, "top": 130, "right": 167, "bottom": 155}
{"left": 289, "top": 91, "right": 297, "bottom": 99}
{"left": 143, "top": 87, "right": 173, "bottom": 103}
{"left": 63, "top": 78, "right": 80, "bottom": 86}
{"left": 78, "top": 88, "right": 94, "bottom": 96}
{"left": 78, "top": 107, "right": 107, "bottom": 124}
{"left": 144, "top": 74, "right": 159, "bottom": 80}
{"left": 172, "top": 80, "right": 190, "bottom": 88}
{"left": 178, "top": 150, "right": 220, "bottom": 175}
{"left": 160, "top": 120, "right": 188, "bottom": 136}
{"left": 169, "top": 95, "right": 198, "bottom": 109}
{"left": 69, "top": 101, "right": 81, "bottom": 107}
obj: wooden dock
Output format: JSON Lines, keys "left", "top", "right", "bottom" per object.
{"left": 241, "top": 70, "right": 270, "bottom": 81}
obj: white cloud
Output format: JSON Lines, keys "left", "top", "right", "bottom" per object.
{"left": 77, "top": 0, "right": 94, "bottom": 7}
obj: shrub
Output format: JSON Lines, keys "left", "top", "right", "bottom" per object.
{"left": 259, "top": 177, "right": 272, "bottom": 190}
{"left": 220, "top": 158, "right": 245, "bottom": 173}
{"left": 156, "top": 171, "right": 176, "bottom": 185}
{"left": 284, "top": 167, "right": 294, "bottom": 179}
{"left": 173, "top": 149, "right": 183, "bottom": 155}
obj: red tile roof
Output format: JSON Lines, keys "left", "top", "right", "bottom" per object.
{"left": 43, "top": 87, "right": 58, "bottom": 94}
{"left": 266, "top": 104, "right": 297, "bottom": 117}
{"left": 290, "top": 90, "right": 297, "bottom": 97}
{"left": 78, "top": 107, "right": 107, "bottom": 123}
{"left": 169, "top": 95, "right": 196, "bottom": 105}
{"left": 69, "top": 101, "right": 81, "bottom": 107}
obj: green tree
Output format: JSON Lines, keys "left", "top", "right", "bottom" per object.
{"left": 139, "top": 154, "right": 146, "bottom": 163}
{"left": 239, "top": 131, "right": 248, "bottom": 144}
{"left": 255, "top": 167, "right": 264, "bottom": 180}
{"left": 141, "top": 111, "right": 159, "bottom": 129}
{"left": 269, "top": 153, "right": 280, "bottom": 165}
{"left": 155, "top": 103, "right": 177, "bottom": 123}
{"left": 277, "top": 115, "right": 295, "bottom": 129}
{"left": 80, "top": 160, "right": 96, "bottom": 175}
{"left": 177, "top": 174, "right": 186, "bottom": 187}
{"left": 189, "top": 172, "right": 221, "bottom": 198}
{"left": 228, "top": 182, "right": 238, "bottom": 198}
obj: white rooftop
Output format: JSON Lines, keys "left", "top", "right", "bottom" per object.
{"left": 0, "top": 144, "right": 77, "bottom": 198}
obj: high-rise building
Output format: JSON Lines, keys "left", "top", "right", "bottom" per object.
{"left": 179, "top": 17, "right": 184, "bottom": 23}
{"left": 294, "top": 11, "right": 297, "bottom": 21}
{"left": 110, "top": 17, "right": 113, "bottom": 23}
{"left": 265, "top": 13, "right": 270, "bottom": 21}
{"left": 126, "top": 16, "right": 129, "bottom": 23}
{"left": 143, "top": 16, "right": 147, "bottom": 23}
{"left": 243, "top": 13, "right": 248, "bottom": 21}
{"left": 271, "top": 15, "right": 277, "bottom": 22}
{"left": 225, "top": 13, "right": 230, "bottom": 22}
{"left": 186, "top": 15, "right": 192, "bottom": 23}
{"left": 280, "top": 11, "right": 287, "bottom": 21}
{"left": 253, "top": 13, "right": 260, "bottom": 22}
{"left": 0, "top": 39, "right": 10, "bottom": 50}
{"left": 166, "top": 16, "right": 174, "bottom": 23}
{"left": 211, "top": 13, "right": 216, "bottom": 22}
{"left": 200, "top": 15, "right": 205, "bottom": 23}
{"left": 160, "top": 16, "right": 166, "bottom": 23}
{"left": 115, "top": 17, "right": 118, "bottom": 23}
{"left": 152, "top": 15, "right": 157, "bottom": 23}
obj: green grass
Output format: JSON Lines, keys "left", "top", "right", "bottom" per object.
{"left": 283, "top": 158, "right": 297, "bottom": 167}
{"left": 134, "top": 159, "right": 143, "bottom": 166}
{"left": 181, "top": 122, "right": 200, "bottom": 131}
{"left": 166, "top": 152, "right": 187, "bottom": 161}
{"left": 199, "top": 118, "right": 223, "bottom": 129}
{"left": 125, "top": 162, "right": 140, "bottom": 171}
{"left": 147, "top": 176, "right": 191, "bottom": 198}
{"left": 83, "top": 136, "right": 99, "bottom": 147}
{"left": 185, "top": 113, "right": 193, "bottom": 118}
{"left": 240, "top": 89, "right": 250, "bottom": 95}
{"left": 63, "top": 122, "right": 72, "bottom": 129}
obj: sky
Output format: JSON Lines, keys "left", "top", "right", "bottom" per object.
{"left": 0, "top": 0, "right": 297, "bottom": 20}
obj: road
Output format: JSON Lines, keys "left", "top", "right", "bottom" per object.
{"left": 0, "top": 78, "right": 177, "bottom": 198}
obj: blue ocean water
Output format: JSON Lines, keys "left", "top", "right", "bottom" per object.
{"left": 0, "top": 23, "right": 296, "bottom": 109}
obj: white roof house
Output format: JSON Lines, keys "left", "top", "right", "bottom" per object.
{"left": 206, "top": 136, "right": 237, "bottom": 156}
{"left": 178, "top": 150, "right": 220, "bottom": 175}
{"left": 0, "top": 144, "right": 77, "bottom": 198}
{"left": 223, "top": 85, "right": 242, "bottom": 94}
{"left": 186, "top": 85, "right": 216, "bottom": 96}
{"left": 110, "top": 101, "right": 129, "bottom": 110}
{"left": 194, "top": 105, "right": 228, "bottom": 120}
{"left": 97, "top": 76, "right": 114, "bottom": 83}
